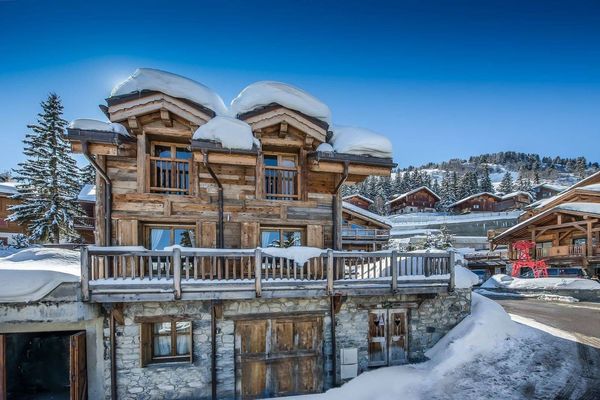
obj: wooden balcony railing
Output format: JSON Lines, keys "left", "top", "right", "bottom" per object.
{"left": 80, "top": 247, "right": 455, "bottom": 302}
{"left": 149, "top": 157, "right": 190, "bottom": 194}
{"left": 341, "top": 228, "right": 390, "bottom": 241}
{"left": 73, "top": 216, "right": 95, "bottom": 229}
{"left": 264, "top": 167, "right": 299, "bottom": 200}
{"left": 536, "top": 245, "right": 586, "bottom": 259}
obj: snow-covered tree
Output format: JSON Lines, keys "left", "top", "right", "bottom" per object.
{"left": 80, "top": 163, "right": 96, "bottom": 185}
{"left": 420, "top": 226, "right": 453, "bottom": 250}
{"left": 575, "top": 157, "right": 587, "bottom": 179}
{"left": 9, "top": 93, "right": 83, "bottom": 243}
{"left": 458, "top": 171, "right": 479, "bottom": 199}
{"left": 498, "top": 172, "right": 514, "bottom": 194}
{"left": 479, "top": 166, "right": 494, "bottom": 193}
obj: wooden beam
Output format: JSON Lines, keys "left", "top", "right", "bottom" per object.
{"left": 192, "top": 152, "right": 257, "bottom": 166}
{"left": 160, "top": 108, "right": 173, "bottom": 127}
{"left": 309, "top": 161, "right": 392, "bottom": 177}
{"left": 137, "top": 133, "right": 146, "bottom": 193}
{"left": 278, "top": 121, "right": 288, "bottom": 138}
{"left": 532, "top": 219, "right": 598, "bottom": 232}
{"left": 142, "top": 126, "right": 192, "bottom": 137}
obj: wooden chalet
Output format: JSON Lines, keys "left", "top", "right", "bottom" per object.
{"left": 341, "top": 201, "right": 391, "bottom": 251}
{"left": 0, "top": 182, "right": 27, "bottom": 245}
{"left": 342, "top": 193, "right": 373, "bottom": 210}
{"left": 531, "top": 182, "right": 567, "bottom": 201}
{"left": 50, "top": 69, "right": 469, "bottom": 399}
{"left": 492, "top": 171, "right": 600, "bottom": 277}
{"left": 448, "top": 192, "right": 501, "bottom": 213}
{"left": 75, "top": 184, "right": 96, "bottom": 243}
{"left": 386, "top": 186, "right": 440, "bottom": 214}
{"left": 494, "top": 191, "right": 533, "bottom": 212}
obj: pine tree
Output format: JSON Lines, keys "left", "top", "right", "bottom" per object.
{"left": 9, "top": 93, "right": 83, "bottom": 243}
{"left": 575, "top": 157, "right": 587, "bottom": 179}
{"left": 479, "top": 166, "right": 494, "bottom": 193}
{"left": 80, "top": 164, "right": 96, "bottom": 185}
{"left": 498, "top": 172, "right": 514, "bottom": 194}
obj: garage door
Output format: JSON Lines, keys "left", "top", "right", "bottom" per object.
{"left": 235, "top": 315, "right": 323, "bottom": 399}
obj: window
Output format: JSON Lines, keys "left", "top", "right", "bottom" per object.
{"left": 264, "top": 153, "right": 300, "bottom": 200}
{"left": 149, "top": 142, "right": 192, "bottom": 195}
{"left": 140, "top": 320, "right": 192, "bottom": 365}
{"left": 260, "top": 228, "right": 303, "bottom": 248}
{"left": 146, "top": 225, "right": 196, "bottom": 250}
{"left": 368, "top": 309, "right": 408, "bottom": 367}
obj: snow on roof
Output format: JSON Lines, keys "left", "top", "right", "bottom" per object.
{"left": 0, "top": 181, "right": 19, "bottom": 196}
{"left": 385, "top": 186, "right": 440, "bottom": 205}
{"left": 111, "top": 68, "right": 228, "bottom": 115}
{"left": 342, "top": 201, "right": 391, "bottom": 227}
{"left": 501, "top": 191, "right": 533, "bottom": 201}
{"left": 553, "top": 202, "right": 600, "bottom": 215}
{"left": 329, "top": 125, "right": 393, "bottom": 159}
{"left": 78, "top": 184, "right": 96, "bottom": 202}
{"left": 192, "top": 116, "right": 255, "bottom": 150}
{"left": 0, "top": 248, "right": 81, "bottom": 303}
{"left": 448, "top": 192, "right": 501, "bottom": 208}
{"left": 579, "top": 183, "right": 600, "bottom": 192}
{"left": 342, "top": 193, "right": 374, "bottom": 204}
{"left": 316, "top": 142, "right": 334, "bottom": 152}
{"left": 69, "top": 118, "right": 130, "bottom": 136}
{"left": 231, "top": 81, "right": 332, "bottom": 126}
{"left": 533, "top": 182, "right": 568, "bottom": 192}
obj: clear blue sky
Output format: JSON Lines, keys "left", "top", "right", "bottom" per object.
{"left": 1, "top": 0, "right": 599, "bottom": 169}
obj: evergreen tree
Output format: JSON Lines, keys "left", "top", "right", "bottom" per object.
{"left": 9, "top": 93, "right": 83, "bottom": 243}
{"left": 575, "top": 157, "right": 587, "bottom": 179}
{"left": 431, "top": 178, "right": 441, "bottom": 196}
{"left": 498, "top": 172, "right": 514, "bottom": 194}
{"left": 479, "top": 166, "right": 494, "bottom": 193}
{"left": 80, "top": 164, "right": 96, "bottom": 185}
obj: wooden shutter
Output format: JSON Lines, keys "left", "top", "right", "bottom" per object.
{"left": 388, "top": 309, "right": 408, "bottom": 365}
{"left": 140, "top": 323, "right": 153, "bottom": 367}
{"left": 69, "top": 331, "right": 87, "bottom": 400}
{"left": 306, "top": 225, "right": 323, "bottom": 248}
{"left": 368, "top": 310, "right": 387, "bottom": 366}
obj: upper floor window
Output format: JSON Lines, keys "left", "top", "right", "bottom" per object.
{"left": 149, "top": 142, "right": 191, "bottom": 195}
{"left": 264, "top": 153, "right": 299, "bottom": 200}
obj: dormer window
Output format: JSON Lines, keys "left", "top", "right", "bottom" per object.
{"left": 264, "top": 152, "right": 299, "bottom": 200}
{"left": 149, "top": 142, "right": 191, "bottom": 195}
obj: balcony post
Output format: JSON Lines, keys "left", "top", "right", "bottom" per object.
{"left": 326, "top": 249, "right": 334, "bottom": 294}
{"left": 81, "top": 246, "right": 90, "bottom": 301}
{"left": 254, "top": 248, "right": 262, "bottom": 297}
{"left": 449, "top": 251, "right": 456, "bottom": 292}
{"left": 173, "top": 247, "right": 182, "bottom": 299}
{"left": 391, "top": 250, "right": 398, "bottom": 292}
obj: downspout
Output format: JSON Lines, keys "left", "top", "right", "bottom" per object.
{"left": 82, "top": 141, "right": 112, "bottom": 246}
{"left": 332, "top": 162, "right": 350, "bottom": 250}
{"left": 203, "top": 151, "right": 224, "bottom": 248}
{"left": 211, "top": 301, "right": 218, "bottom": 400}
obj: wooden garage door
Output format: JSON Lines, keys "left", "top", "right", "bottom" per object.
{"left": 235, "top": 315, "right": 323, "bottom": 399}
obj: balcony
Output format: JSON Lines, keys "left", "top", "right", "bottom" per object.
{"left": 80, "top": 247, "right": 456, "bottom": 302}
{"left": 74, "top": 216, "right": 95, "bottom": 230}
{"left": 536, "top": 245, "right": 587, "bottom": 259}
{"left": 341, "top": 228, "right": 390, "bottom": 241}
{"left": 149, "top": 157, "right": 190, "bottom": 195}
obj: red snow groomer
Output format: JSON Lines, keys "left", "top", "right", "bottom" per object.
{"left": 511, "top": 240, "right": 548, "bottom": 278}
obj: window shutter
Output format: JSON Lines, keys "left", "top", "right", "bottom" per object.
{"left": 140, "top": 323, "right": 152, "bottom": 367}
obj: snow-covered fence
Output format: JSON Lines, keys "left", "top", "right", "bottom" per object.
{"left": 81, "top": 247, "right": 454, "bottom": 301}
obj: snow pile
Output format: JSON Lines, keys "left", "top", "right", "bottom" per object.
{"left": 111, "top": 68, "right": 228, "bottom": 115}
{"left": 454, "top": 265, "right": 480, "bottom": 289}
{"left": 0, "top": 181, "right": 19, "bottom": 196}
{"left": 231, "top": 81, "right": 332, "bottom": 125}
{"left": 0, "top": 248, "right": 81, "bottom": 303}
{"left": 192, "top": 116, "right": 255, "bottom": 150}
{"left": 78, "top": 184, "right": 96, "bottom": 202}
{"left": 482, "top": 274, "right": 600, "bottom": 290}
{"left": 68, "top": 118, "right": 130, "bottom": 136}
{"left": 260, "top": 246, "right": 324, "bottom": 266}
{"left": 316, "top": 142, "right": 334, "bottom": 152}
{"left": 329, "top": 125, "right": 393, "bottom": 158}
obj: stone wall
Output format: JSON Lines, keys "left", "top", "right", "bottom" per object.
{"left": 107, "top": 289, "right": 471, "bottom": 399}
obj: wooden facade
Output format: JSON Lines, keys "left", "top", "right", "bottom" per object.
{"left": 386, "top": 186, "right": 440, "bottom": 214}
{"left": 494, "top": 191, "right": 533, "bottom": 212}
{"left": 0, "top": 185, "right": 27, "bottom": 245}
{"left": 531, "top": 183, "right": 567, "bottom": 201}
{"left": 342, "top": 194, "right": 373, "bottom": 210}
{"left": 449, "top": 192, "right": 501, "bottom": 214}
{"left": 341, "top": 202, "right": 391, "bottom": 251}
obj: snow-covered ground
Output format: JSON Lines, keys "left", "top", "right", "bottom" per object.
{"left": 475, "top": 288, "right": 579, "bottom": 303}
{"left": 482, "top": 274, "right": 600, "bottom": 291}
{"left": 389, "top": 211, "right": 520, "bottom": 227}
{"left": 280, "top": 293, "right": 582, "bottom": 400}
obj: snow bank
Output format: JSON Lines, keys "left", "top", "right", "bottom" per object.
{"left": 231, "top": 81, "right": 332, "bottom": 125}
{"left": 454, "top": 265, "right": 480, "bottom": 289}
{"left": 329, "top": 125, "right": 393, "bottom": 158}
{"left": 482, "top": 274, "right": 600, "bottom": 290}
{"left": 111, "top": 68, "right": 228, "bottom": 115}
{"left": 260, "top": 246, "right": 324, "bottom": 266}
{"left": 78, "top": 184, "right": 96, "bottom": 202}
{"left": 68, "top": 118, "right": 130, "bottom": 136}
{"left": 192, "top": 116, "right": 255, "bottom": 150}
{"left": 0, "top": 248, "right": 80, "bottom": 303}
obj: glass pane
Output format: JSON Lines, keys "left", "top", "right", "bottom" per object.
{"left": 264, "top": 155, "right": 278, "bottom": 167}
{"left": 153, "top": 323, "right": 172, "bottom": 357}
{"left": 154, "top": 145, "right": 172, "bottom": 158}
{"left": 175, "top": 148, "right": 192, "bottom": 160}
{"left": 175, "top": 229, "right": 195, "bottom": 247}
{"left": 150, "top": 228, "right": 172, "bottom": 250}
{"left": 279, "top": 156, "right": 296, "bottom": 168}
{"left": 261, "top": 230, "right": 280, "bottom": 247}
{"left": 281, "top": 231, "right": 302, "bottom": 247}
{"left": 175, "top": 322, "right": 191, "bottom": 355}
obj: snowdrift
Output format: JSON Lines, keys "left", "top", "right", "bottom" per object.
{"left": 482, "top": 274, "right": 600, "bottom": 290}
{"left": 329, "top": 125, "right": 393, "bottom": 158}
{"left": 192, "top": 116, "right": 255, "bottom": 150}
{"left": 68, "top": 118, "right": 129, "bottom": 136}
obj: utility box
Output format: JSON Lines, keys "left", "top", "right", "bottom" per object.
{"left": 340, "top": 348, "right": 358, "bottom": 379}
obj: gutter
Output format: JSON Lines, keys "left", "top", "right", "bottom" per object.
{"left": 82, "top": 141, "right": 112, "bottom": 246}
{"left": 202, "top": 150, "right": 225, "bottom": 248}
{"left": 332, "top": 162, "right": 349, "bottom": 250}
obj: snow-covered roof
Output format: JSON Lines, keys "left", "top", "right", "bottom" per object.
{"left": 448, "top": 192, "right": 501, "bottom": 208}
{"left": 68, "top": 119, "right": 130, "bottom": 136}
{"left": 501, "top": 191, "right": 533, "bottom": 201}
{"left": 0, "top": 181, "right": 19, "bottom": 196}
{"left": 78, "top": 184, "right": 96, "bottom": 202}
{"left": 111, "top": 68, "right": 228, "bottom": 116}
{"left": 192, "top": 116, "right": 255, "bottom": 150}
{"left": 342, "top": 193, "right": 374, "bottom": 204}
{"left": 342, "top": 201, "right": 391, "bottom": 227}
{"left": 579, "top": 183, "right": 600, "bottom": 192}
{"left": 231, "top": 81, "right": 332, "bottom": 126}
{"left": 329, "top": 125, "right": 393, "bottom": 159}
{"left": 527, "top": 172, "right": 600, "bottom": 211}
{"left": 0, "top": 248, "right": 81, "bottom": 303}
{"left": 533, "top": 182, "right": 568, "bottom": 192}
{"left": 386, "top": 186, "right": 440, "bottom": 205}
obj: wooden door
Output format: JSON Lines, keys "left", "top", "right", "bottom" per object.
{"left": 388, "top": 309, "right": 408, "bottom": 365}
{"left": 235, "top": 316, "right": 323, "bottom": 399}
{"left": 368, "top": 310, "right": 387, "bottom": 366}
{"left": 0, "top": 334, "right": 5, "bottom": 400}
{"left": 69, "top": 331, "right": 87, "bottom": 400}
{"left": 368, "top": 309, "right": 409, "bottom": 367}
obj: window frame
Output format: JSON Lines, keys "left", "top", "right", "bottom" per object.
{"left": 260, "top": 227, "right": 305, "bottom": 248}
{"left": 140, "top": 318, "right": 193, "bottom": 366}
{"left": 263, "top": 151, "right": 301, "bottom": 200}
{"left": 144, "top": 224, "right": 198, "bottom": 250}
{"left": 148, "top": 141, "right": 192, "bottom": 195}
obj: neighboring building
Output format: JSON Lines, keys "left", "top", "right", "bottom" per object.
{"left": 0, "top": 181, "right": 27, "bottom": 245}
{"left": 491, "top": 171, "right": 600, "bottom": 277}
{"left": 386, "top": 186, "right": 440, "bottom": 214}
{"left": 341, "top": 201, "right": 391, "bottom": 251}
{"left": 531, "top": 183, "right": 567, "bottom": 201}
{"left": 342, "top": 193, "right": 373, "bottom": 210}
{"left": 462, "top": 251, "right": 508, "bottom": 284}
{"left": 448, "top": 192, "right": 501, "bottom": 214}
{"left": 494, "top": 191, "right": 533, "bottom": 212}
{"left": 75, "top": 184, "right": 96, "bottom": 243}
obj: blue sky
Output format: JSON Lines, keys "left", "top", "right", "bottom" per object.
{"left": 1, "top": 0, "right": 599, "bottom": 169}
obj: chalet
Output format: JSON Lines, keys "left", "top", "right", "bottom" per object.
{"left": 531, "top": 182, "right": 567, "bottom": 201}
{"left": 341, "top": 201, "right": 391, "bottom": 251}
{"left": 342, "top": 193, "right": 373, "bottom": 210}
{"left": 491, "top": 171, "right": 600, "bottom": 277}
{"left": 1, "top": 69, "right": 471, "bottom": 400}
{"left": 75, "top": 184, "right": 96, "bottom": 243}
{"left": 0, "top": 181, "right": 27, "bottom": 245}
{"left": 448, "top": 192, "right": 501, "bottom": 214}
{"left": 386, "top": 186, "right": 440, "bottom": 214}
{"left": 494, "top": 191, "right": 533, "bottom": 212}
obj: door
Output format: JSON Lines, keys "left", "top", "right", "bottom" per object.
{"left": 368, "top": 309, "right": 409, "bottom": 367}
{"left": 69, "top": 332, "right": 87, "bottom": 400}
{"left": 235, "top": 316, "right": 323, "bottom": 399}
